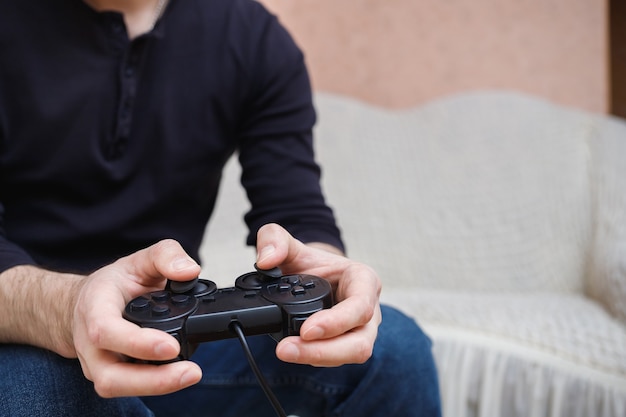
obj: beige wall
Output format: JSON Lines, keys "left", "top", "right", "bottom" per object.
{"left": 260, "top": 0, "right": 608, "bottom": 113}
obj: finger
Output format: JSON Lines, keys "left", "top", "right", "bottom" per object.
{"left": 297, "top": 263, "right": 381, "bottom": 341}
{"left": 255, "top": 223, "right": 303, "bottom": 270}
{"left": 299, "top": 294, "right": 379, "bottom": 341}
{"left": 121, "top": 239, "right": 201, "bottom": 287}
{"left": 75, "top": 292, "right": 181, "bottom": 363}
{"left": 94, "top": 319, "right": 181, "bottom": 362}
{"left": 89, "top": 357, "right": 202, "bottom": 398}
{"left": 75, "top": 315, "right": 200, "bottom": 398}
{"left": 275, "top": 306, "right": 381, "bottom": 367}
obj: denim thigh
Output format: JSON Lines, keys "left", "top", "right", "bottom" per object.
{"left": 0, "top": 344, "right": 152, "bottom": 417}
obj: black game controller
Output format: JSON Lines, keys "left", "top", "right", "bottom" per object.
{"left": 123, "top": 265, "right": 334, "bottom": 360}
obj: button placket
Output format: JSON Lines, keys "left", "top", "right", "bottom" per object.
{"left": 109, "top": 40, "right": 144, "bottom": 159}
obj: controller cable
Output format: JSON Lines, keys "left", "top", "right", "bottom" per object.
{"left": 230, "top": 322, "right": 288, "bottom": 417}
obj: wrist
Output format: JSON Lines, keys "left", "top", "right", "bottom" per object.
{"left": 0, "top": 265, "right": 86, "bottom": 358}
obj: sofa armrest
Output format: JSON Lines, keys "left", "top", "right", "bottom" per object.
{"left": 586, "top": 114, "right": 626, "bottom": 324}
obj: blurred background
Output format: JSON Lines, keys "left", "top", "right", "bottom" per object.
{"left": 260, "top": 0, "right": 623, "bottom": 117}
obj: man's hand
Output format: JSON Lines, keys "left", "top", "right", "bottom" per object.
{"left": 71, "top": 240, "right": 203, "bottom": 397}
{"left": 255, "top": 223, "right": 382, "bottom": 367}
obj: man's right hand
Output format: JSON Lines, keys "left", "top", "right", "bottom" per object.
{"left": 0, "top": 239, "right": 203, "bottom": 398}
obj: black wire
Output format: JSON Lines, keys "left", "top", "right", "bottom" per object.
{"left": 230, "top": 322, "right": 288, "bottom": 417}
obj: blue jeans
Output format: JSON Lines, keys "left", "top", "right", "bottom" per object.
{"left": 0, "top": 306, "right": 441, "bottom": 417}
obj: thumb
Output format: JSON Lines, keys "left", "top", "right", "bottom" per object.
{"left": 126, "top": 239, "right": 201, "bottom": 285}
{"left": 255, "top": 223, "right": 301, "bottom": 269}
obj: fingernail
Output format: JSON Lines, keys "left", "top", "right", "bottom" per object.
{"left": 257, "top": 245, "right": 276, "bottom": 264}
{"left": 279, "top": 342, "right": 300, "bottom": 361}
{"left": 302, "top": 326, "right": 324, "bottom": 340}
{"left": 154, "top": 341, "right": 177, "bottom": 358}
{"left": 180, "top": 368, "right": 201, "bottom": 387}
{"left": 172, "top": 256, "right": 198, "bottom": 272}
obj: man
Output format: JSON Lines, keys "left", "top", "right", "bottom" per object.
{"left": 0, "top": 0, "right": 441, "bottom": 416}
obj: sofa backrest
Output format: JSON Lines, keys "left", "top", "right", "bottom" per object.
{"left": 201, "top": 91, "right": 626, "bottom": 320}
{"left": 313, "top": 91, "right": 595, "bottom": 293}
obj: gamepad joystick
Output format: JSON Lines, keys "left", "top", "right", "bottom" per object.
{"left": 167, "top": 278, "right": 198, "bottom": 294}
{"left": 254, "top": 263, "right": 283, "bottom": 280}
{"left": 123, "top": 266, "right": 334, "bottom": 361}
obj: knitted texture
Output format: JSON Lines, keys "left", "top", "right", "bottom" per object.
{"left": 314, "top": 91, "right": 594, "bottom": 293}
{"left": 311, "top": 91, "right": 626, "bottom": 323}
{"left": 382, "top": 289, "right": 626, "bottom": 378}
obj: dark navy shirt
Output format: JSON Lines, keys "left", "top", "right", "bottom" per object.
{"left": 0, "top": 0, "right": 343, "bottom": 274}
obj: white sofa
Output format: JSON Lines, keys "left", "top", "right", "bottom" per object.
{"left": 199, "top": 91, "right": 626, "bottom": 417}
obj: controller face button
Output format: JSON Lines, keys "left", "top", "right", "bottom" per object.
{"left": 244, "top": 290, "right": 257, "bottom": 298}
{"left": 282, "top": 275, "right": 300, "bottom": 286}
{"left": 279, "top": 283, "right": 291, "bottom": 292}
{"left": 130, "top": 298, "right": 150, "bottom": 312}
{"left": 151, "top": 305, "right": 170, "bottom": 316}
{"left": 291, "top": 286, "right": 306, "bottom": 296}
{"left": 302, "top": 281, "right": 316, "bottom": 289}
{"left": 171, "top": 295, "right": 191, "bottom": 305}
{"left": 151, "top": 291, "right": 169, "bottom": 302}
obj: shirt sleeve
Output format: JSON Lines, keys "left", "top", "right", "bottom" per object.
{"left": 235, "top": 4, "right": 345, "bottom": 252}
{"left": 0, "top": 203, "right": 37, "bottom": 273}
